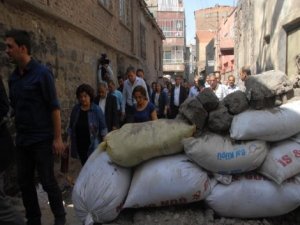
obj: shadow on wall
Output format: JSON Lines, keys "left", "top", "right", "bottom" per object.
{"left": 256, "top": 0, "right": 284, "bottom": 74}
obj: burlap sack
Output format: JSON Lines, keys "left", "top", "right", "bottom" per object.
{"left": 104, "top": 119, "right": 196, "bottom": 167}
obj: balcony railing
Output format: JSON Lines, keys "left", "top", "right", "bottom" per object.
{"left": 163, "top": 58, "right": 185, "bottom": 64}
{"left": 158, "top": 6, "right": 184, "bottom": 12}
{"left": 163, "top": 31, "right": 184, "bottom": 38}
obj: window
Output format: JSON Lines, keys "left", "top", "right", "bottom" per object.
{"left": 158, "top": 0, "right": 183, "bottom": 11}
{"left": 286, "top": 26, "right": 300, "bottom": 79}
{"left": 163, "top": 46, "right": 184, "bottom": 64}
{"left": 98, "top": 0, "right": 112, "bottom": 11}
{"left": 157, "top": 19, "right": 184, "bottom": 37}
{"left": 119, "top": 0, "right": 131, "bottom": 27}
{"left": 164, "top": 51, "right": 172, "bottom": 60}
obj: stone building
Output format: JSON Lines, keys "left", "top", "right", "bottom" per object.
{"left": 0, "top": 0, "right": 164, "bottom": 130}
{"left": 235, "top": 0, "right": 300, "bottom": 81}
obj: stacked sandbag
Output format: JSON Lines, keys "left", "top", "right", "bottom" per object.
{"left": 207, "top": 103, "right": 233, "bottom": 133}
{"left": 183, "top": 133, "right": 268, "bottom": 174}
{"left": 103, "top": 119, "right": 196, "bottom": 167}
{"left": 72, "top": 147, "right": 131, "bottom": 225}
{"left": 199, "top": 93, "right": 300, "bottom": 218}
{"left": 177, "top": 88, "right": 249, "bottom": 134}
{"left": 178, "top": 97, "right": 208, "bottom": 129}
{"left": 206, "top": 173, "right": 300, "bottom": 218}
{"left": 258, "top": 139, "right": 300, "bottom": 184}
{"left": 196, "top": 88, "right": 219, "bottom": 112}
{"left": 72, "top": 71, "right": 300, "bottom": 222}
{"left": 222, "top": 90, "right": 249, "bottom": 115}
{"left": 123, "top": 154, "right": 213, "bottom": 208}
{"left": 230, "top": 100, "right": 300, "bottom": 141}
{"left": 245, "top": 70, "right": 293, "bottom": 109}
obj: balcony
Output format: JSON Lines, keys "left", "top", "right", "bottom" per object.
{"left": 158, "top": 6, "right": 184, "bottom": 12}
{"left": 163, "top": 58, "right": 184, "bottom": 64}
{"left": 163, "top": 64, "right": 185, "bottom": 72}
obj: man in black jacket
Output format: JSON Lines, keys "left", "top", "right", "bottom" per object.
{"left": 169, "top": 75, "right": 187, "bottom": 119}
{"left": 0, "top": 75, "right": 25, "bottom": 225}
{"left": 95, "top": 82, "right": 119, "bottom": 132}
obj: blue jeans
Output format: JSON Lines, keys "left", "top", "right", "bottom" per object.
{"left": 16, "top": 140, "right": 65, "bottom": 225}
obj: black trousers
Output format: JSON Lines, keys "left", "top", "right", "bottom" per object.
{"left": 16, "top": 140, "right": 65, "bottom": 225}
{"left": 0, "top": 123, "right": 25, "bottom": 225}
{"left": 125, "top": 103, "right": 135, "bottom": 123}
{"left": 169, "top": 105, "right": 179, "bottom": 119}
{"left": 0, "top": 174, "right": 25, "bottom": 225}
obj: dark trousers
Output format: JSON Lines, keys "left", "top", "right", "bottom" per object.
{"left": 0, "top": 174, "right": 25, "bottom": 225}
{"left": 16, "top": 140, "right": 65, "bottom": 225}
{"left": 169, "top": 105, "right": 179, "bottom": 119}
{"left": 125, "top": 103, "right": 135, "bottom": 123}
{"left": 0, "top": 124, "right": 24, "bottom": 225}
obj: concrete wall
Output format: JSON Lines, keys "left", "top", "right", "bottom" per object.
{"left": 235, "top": 0, "right": 300, "bottom": 79}
{"left": 0, "top": 0, "right": 164, "bottom": 130}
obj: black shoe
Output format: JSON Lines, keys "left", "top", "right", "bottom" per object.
{"left": 54, "top": 217, "right": 66, "bottom": 225}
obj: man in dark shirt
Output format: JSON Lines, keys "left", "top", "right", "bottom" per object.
{"left": 5, "top": 29, "right": 66, "bottom": 225}
{"left": 169, "top": 75, "right": 187, "bottom": 119}
{"left": 0, "top": 75, "right": 25, "bottom": 225}
{"left": 117, "top": 75, "right": 124, "bottom": 92}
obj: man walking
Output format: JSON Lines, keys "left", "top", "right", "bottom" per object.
{"left": 122, "top": 66, "right": 148, "bottom": 123}
{"left": 5, "top": 29, "right": 66, "bottom": 225}
{"left": 169, "top": 75, "right": 187, "bottom": 119}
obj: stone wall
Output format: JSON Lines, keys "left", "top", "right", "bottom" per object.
{"left": 0, "top": 0, "right": 164, "bottom": 131}
{"left": 234, "top": 0, "right": 300, "bottom": 80}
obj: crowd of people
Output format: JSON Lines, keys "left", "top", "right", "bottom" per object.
{"left": 0, "top": 28, "right": 250, "bottom": 225}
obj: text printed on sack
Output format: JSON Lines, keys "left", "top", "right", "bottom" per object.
{"left": 277, "top": 149, "right": 300, "bottom": 167}
{"left": 217, "top": 148, "right": 246, "bottom": 160}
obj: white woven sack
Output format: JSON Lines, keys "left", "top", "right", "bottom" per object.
{"left": 104, "top": 119, "right": 196, "bottom": 167}
{"left": 206, "top": 174, "right": 300, "bottom": 218}
{"left": 183, "top": 133, "right": 268, "bottom": 174}
{"left": 230, "top": 100, "right": 300, "bottom": 141}
{"left": 213, "top": 173, "right": 232, "bottom": 185}
{"left": 72, "top": 146, "right": 131, "bottom": 225}
{"left": 123, "top": 154, "right": 213, "bottom": 208}
{"left": 258, "top": 140, "right": 300, "bottom": 184}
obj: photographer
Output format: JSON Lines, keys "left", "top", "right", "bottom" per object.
{"left": 97, "top": 53, "right": 113, "bottom": 84}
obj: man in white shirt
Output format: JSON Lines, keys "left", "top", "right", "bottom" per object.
{"left": 122, "top": 66, "right": 148, "bottom": 123}
{"left": 226, "top": 75, "right": 240, "bottom": 95}
{"left": 207, "top": 73, "right": 227, "bottom": 101}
